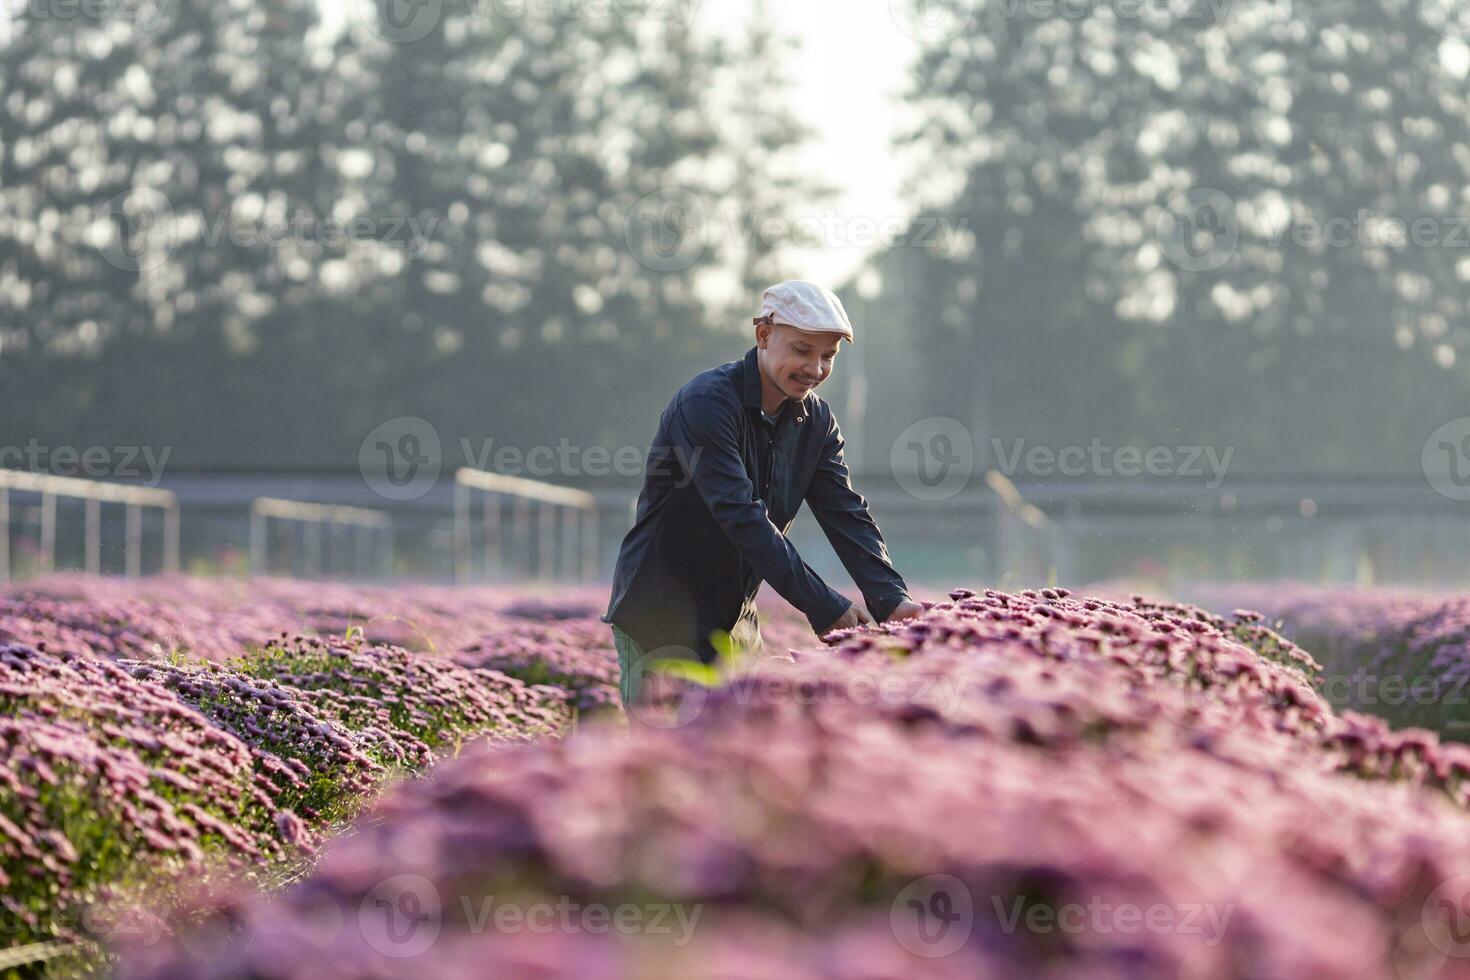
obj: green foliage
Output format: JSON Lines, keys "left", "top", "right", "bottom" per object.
{"left": 0, "top": 0, "right": 812, "bottom": 466}
{"left": 648, "top": 627, "right": 757, "bottom": 689}
{"left": 855, "top": 0, "right": 1470, "bottom": 475}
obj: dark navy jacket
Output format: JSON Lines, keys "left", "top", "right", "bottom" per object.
{"left": 603, "top": 346, "right": 911, "bottom": 663}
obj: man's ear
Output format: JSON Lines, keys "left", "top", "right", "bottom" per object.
{"left": 754, "top": 321, "right": 772, "bottom": 349}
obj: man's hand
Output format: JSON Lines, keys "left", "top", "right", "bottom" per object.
{"left": 820, "top": 602, "right": 873, "bottom": 636}
{"left": 884, "top": 600, "right": 925, "bottom": 623}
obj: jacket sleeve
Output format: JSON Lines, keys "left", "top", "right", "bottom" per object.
{"left": 669, "top": 394, "right": 853, "bottom": 634}
{"left": 804, "top": 410, "right": 912, "bottom": 622}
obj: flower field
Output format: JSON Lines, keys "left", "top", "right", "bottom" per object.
{"left": 5, "top": 575, "right": 1470, "bottom": 977}
{"left": 4, "top": 575, "right": 1468, "bottom": 978}
{"left": 1188, "top": 583, "right": 1470, "bottom": 738}
{"left": 0, "top": 575, "right": 592, "bottom": 976}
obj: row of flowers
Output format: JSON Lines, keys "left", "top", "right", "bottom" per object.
{"left": 0, "top": 578, "right": 585, "bottom": 966}
{"left": 114, "top": 585, "right": 1470, "bottom": 979}
{"left": 1189, "top": 582, "right": 1470, "bottom": 736}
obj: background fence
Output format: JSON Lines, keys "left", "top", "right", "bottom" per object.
{"left": 3, "top": 467, "right": 1468, "bottom": 593}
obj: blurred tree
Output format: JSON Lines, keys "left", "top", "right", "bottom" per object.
{"left": 0, "top": 2, "right": 826, "bottom": 469}
{"left": 718, "top": 0, "right": 840, "bottom": 313}
{"left": 0, "top": 0, "right": 331, "bottom": 460}
{"left": 873, "top": 0, "right": 1470, "bottom": 474}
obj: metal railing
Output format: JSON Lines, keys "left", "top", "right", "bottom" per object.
{"left": 0, "top": 470, "right": 179, "bottom": 581}
{"left": 453, "top": 468, "right": 598, "bottom": 583}
{"left": 248, "top": 497, "right": 393, "bottom": 579}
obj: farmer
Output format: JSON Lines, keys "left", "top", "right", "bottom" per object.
{"left": 602, "top": 279, "right": 924, "bottom": 707}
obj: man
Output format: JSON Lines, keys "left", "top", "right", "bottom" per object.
{"left": 602, "top": 279, "right": 924, "bottom": 707}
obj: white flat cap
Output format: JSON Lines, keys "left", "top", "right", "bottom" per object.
{"left": 753, "top": 280, "right": 854, "bottom": 343}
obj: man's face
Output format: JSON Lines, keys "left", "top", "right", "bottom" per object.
{"left": 756, "top": 323, "right": 843, "bottom": 402}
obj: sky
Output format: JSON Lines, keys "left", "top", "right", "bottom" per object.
{"left": 316, "top": 0, "right": 922, "bottom": 290}
{"left": 697, "top": 0, "right": 922, "bottom": 287}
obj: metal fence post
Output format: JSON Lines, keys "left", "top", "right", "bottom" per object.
{"left": 306, "top": 520, "right": 323, "bottom": 580}
{"left": 0, "top": 489, "right": 9, "bottom": 583}
{"left": 537, "top": 500, "right": 555, "bottom": 581}
{"left": 0, "top": 472, "right": 178, "bottom": 581}
{"left": 125, "top": 503, "right": 141, "bottom": 578}
{"left": 581, "top": 505, "right": 598, "bottom": 581}
{"left": 85, "top": 498, "right": 101, "bottom": 574}
{"left": 453, "top": 469, "right": 595, "bottom": 585}
{"left": 513, "top": 496, "right": 531, "bottom": 578}
{"left": 163, "top": 504, "right": 180, "bottom": 574}
{"left": 560, "top": 506, "right": 577, "bottom": 580}
{"left": 40, "top": 492, "right": 56, "bottom": 573}
{"left": 454, "top": 479, "right": 470, "bottom": 584}
{"left": 249, "top": 508, "right": 265, "bottom": 576}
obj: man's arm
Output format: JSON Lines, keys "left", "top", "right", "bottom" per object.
{"left": 669, "top": 394, "right": 853, "bottom": 634}
{"left": 805, "top": 410, "right": 916, "bottom": 623}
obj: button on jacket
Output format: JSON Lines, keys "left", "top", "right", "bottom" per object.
{"left": 603, "top": 346, "right": 911, "bottom": 664}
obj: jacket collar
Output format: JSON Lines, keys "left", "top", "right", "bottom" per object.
{"left": 742, "top": 345, "right": 809, "bottom": 416}
{"left": 741, "top": 346, "right": 764, "bottom": 410}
